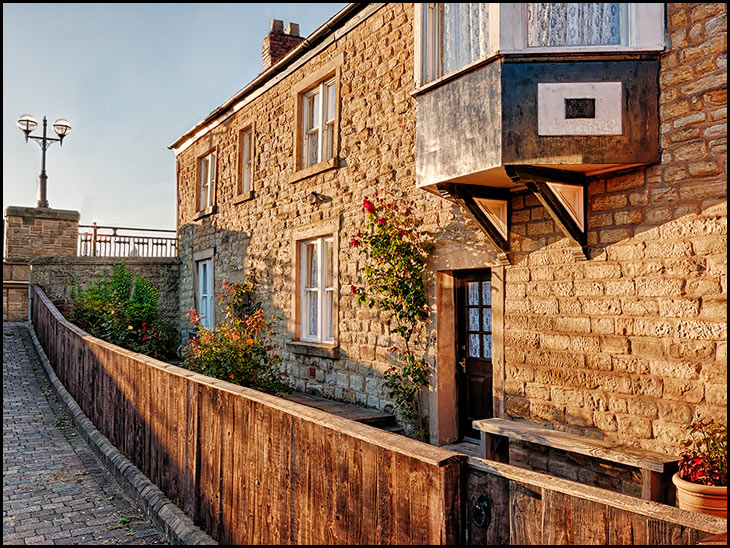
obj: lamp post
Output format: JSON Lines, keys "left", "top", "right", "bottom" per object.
{"left": 16, "top": 114, "right": 72, "bottom": 208}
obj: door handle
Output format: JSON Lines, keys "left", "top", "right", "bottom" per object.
{"left": 458, "top": 358, "right": 466, "bottom": 373}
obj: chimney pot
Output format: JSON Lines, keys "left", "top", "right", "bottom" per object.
{"left": 286, "top": 22, "right": 300, "bottom": 37}
{"left": 270, "top": 19, "right": 284, "bottom": 34}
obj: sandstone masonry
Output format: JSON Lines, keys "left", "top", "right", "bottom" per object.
{"left": 172, "top": 3, "right": 726, "bottom": 458}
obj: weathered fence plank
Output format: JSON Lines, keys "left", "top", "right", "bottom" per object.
{"left": 467, "top": 457, "right": 726, "bottom": 545}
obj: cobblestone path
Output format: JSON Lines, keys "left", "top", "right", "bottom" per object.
{"left": 3, "top": 323, "right": 167, "bottom": 545}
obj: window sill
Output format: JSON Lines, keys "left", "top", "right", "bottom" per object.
{"left": 232, "top": 190, "right": 255, "bottom": 205}
{"left": 287, "top": 340, "right": 339, "bottom": 359}
{"left": 289, "top": 157, "right": 338, "bottom": 184}
{"left": 192, "top": 205, "right": 217, "bottom": 221}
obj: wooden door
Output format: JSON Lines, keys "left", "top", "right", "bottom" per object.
{"left": 456, "top": 270, "right": 494, "bottom": 440}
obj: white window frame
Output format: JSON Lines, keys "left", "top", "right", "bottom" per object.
{"left": 415, "top": 3, "right": 666, "bottom": 87}
{"left": 240, "top": 127, "right": 253, "bottom": 195}
{"left": 197, "top": 258, "right": 214, "bottom": 329}
{"left": 301, "top": 78, "right": 336, "bottom": 170}
{"left": 199, "top": 150, "right": 216, "bottom": 211}
{"left": 300, "top": 235, "right": 335, "bottom": 344}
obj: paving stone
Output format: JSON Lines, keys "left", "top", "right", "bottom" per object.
{"left": 2, "top": 323, "right": 167, "bottom": 545}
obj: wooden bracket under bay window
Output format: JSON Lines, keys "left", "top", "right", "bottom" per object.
{"left": 506, "top": 165, "right": 589, "bottom": 261}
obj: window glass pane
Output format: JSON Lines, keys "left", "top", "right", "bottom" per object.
{"left": 306, "top": 291, "right": 318, "bottom": 338}
{"left": 305, "top": 131, "right": 319, "bottom": 167}
{"left": 242, "top": 131, "right": 251, "bottom": 193}
{"left": 324, "top": 289, "right": 334, "bottom": 341}
{"left": 305, "top": 243, "right": 317, "bottom": 288}
{"left": 482, "top": 308, "right": 492, "bottom": 333}
{"left": 467, "top": 282, "right": 479, "bottom": 305}
{"left": 442, "top": 3, "right": 489, "bottom": 75}
{"left": 325, "top": 239, "right": 333, "bottom": 288}
{"left": 482, "top": 281, "right": 491, "bottom": 305}
{"left": 483, "top": 335, "right": 492, "bottom": 359}
{"left": 468, "top": 308, "right": 480, "bottom": 331}
{"left": 324, "top": 123, "right": 334, "bottom": 161}
{"left": 527, "top": 3, "right": 621, "bottom": 47}
{"left": 326, "top": 82, "right": 336, "bottom": 122}
{"left": 306, "top": 92, "right": 320, "bottom": 131}
{"left": 469, "top": 334, "right": 480, "bottom": 358}
{"left": 200, "top": 262, "right": 208, "bottom": 293}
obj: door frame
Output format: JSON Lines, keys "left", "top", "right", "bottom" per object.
{"left": 434, "top": 267, "right": 505, "bottom": 445}
{"left": 455, "top": 268, "right": 495, "bottom": 441}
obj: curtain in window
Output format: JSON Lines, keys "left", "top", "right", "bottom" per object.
{"left": 442, "top": 3, "right": 489, "bottom": 76}
{"left": 527, "top": 3, "right": 621, "bottom": 47}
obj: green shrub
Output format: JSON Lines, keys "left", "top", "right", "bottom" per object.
{"left": 70, "top": 262, "right": 175, "bottom": 360}
{"left": 181, "top": 276, "right": 290, "bottom": 396}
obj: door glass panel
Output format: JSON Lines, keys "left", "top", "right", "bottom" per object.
{"left": 468, "top": 282, "right": 479, "bottom": 305}
{"left": 483, "top": 335, "right": 492, "bottom": 359}
{"left": 468, "top": 308, "right": 480, "bottom": 331}
{"left": 469, "top": 334, "right": 480, "bottom": 357}
{"left": 482, "top": 308, "right": 492, "bottom": 332}
{"left": 482, "top": 281, "right": 491, "bottom": 305}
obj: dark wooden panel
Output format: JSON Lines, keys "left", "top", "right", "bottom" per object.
{"left": 574, "top": 497, "right": 608, "bottom": 545}
{"left": 542, "top": 489, "right": 574, "bottom": 545}
{"left": 510, "top": 481, "right": 544, "bottom": 545}
{"left": 607, "top": 505, "right": 649, "bottom": 545}
{"left": 466, "top": 467, "right": 510, "bottom": 545}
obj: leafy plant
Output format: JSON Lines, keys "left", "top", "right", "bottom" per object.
{"left": 678, "top": 419, "right": 727, "bottom": 486}
{"left": 350, "top": 189, "right": 433, "bottom": 440}
{"left": 70, "top": 262, "right": 175, "bottom": 360}
{"left": 181, "top": 276, "right": 289, "bottom": 396}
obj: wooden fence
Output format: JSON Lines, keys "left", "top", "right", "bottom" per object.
{"left": 30, "top": 284, "right": 727, "bottom": 545}
{"left": 464, "top": 456, "right": 726, "bottom": 545}
{"left": 30, "top": 285, "right": 463, "bottom": 545}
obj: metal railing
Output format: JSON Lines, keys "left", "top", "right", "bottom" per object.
{"left": 78, "top": 223, "right": 177, "bottom": 258}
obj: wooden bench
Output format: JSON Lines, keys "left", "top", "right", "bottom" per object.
{"left": 473, "top": 418, "right": 679, "bottom": 504}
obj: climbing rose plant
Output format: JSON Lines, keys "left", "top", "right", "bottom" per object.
{"left": 182, "top": 276, "right": 290, "bottom": 396}
{"left": 350, "top": 190, "right": 433, "bottom": 440}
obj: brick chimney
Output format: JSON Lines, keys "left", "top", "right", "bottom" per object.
{"left": 262, "top": 20, "right": 304, "bottom": 71}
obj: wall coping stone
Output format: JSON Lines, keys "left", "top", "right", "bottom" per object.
{"left": 30, "top": 256, "right": 181, "bottom": 266}
{"left": 4, "top": 205, "right": 81, "bottom": 222}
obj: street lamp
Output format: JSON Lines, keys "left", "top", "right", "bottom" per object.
{"left": 16, "top": 114, "right": 72, "bottom": 208}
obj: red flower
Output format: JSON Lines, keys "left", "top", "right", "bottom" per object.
{"left": 141, "top": 336, "right": 148, "bottom": 342}
{"left": 230, "top": 374, "right": 234, "bottom": 379}
{"left": 363, "top": 197, "right": 376, "bottom": 214}
{"left": 142, "top": 322, "right": 146, "bottom": 326}
{"left": 351, "top": 284, "right": 357, "bottom": 295}
{"left": 376, "top": 217, "right": 386, "bottom": 225}
{"left": 350, "top": 237, "right": 359, "bottom": 247}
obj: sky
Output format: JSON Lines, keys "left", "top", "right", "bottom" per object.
{"left": 3, "top": 3, "right": 347, "bottom": 230}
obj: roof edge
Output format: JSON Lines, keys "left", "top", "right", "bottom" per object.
{"left": 168, "top": 3, "right": 368, "bottom": 152}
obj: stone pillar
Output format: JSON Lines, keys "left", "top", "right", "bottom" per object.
{"left": 3, "top": 206, "right": 80, "bottom": 321}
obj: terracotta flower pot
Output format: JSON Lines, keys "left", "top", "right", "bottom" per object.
{"left": 672, "top": 472, "right": 727, "bottom": 518}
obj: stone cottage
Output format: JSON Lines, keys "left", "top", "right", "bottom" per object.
{"left": 169, "top": 1, "right": 726, "bottom": 476}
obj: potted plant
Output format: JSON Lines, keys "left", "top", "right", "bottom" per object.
{"left": 672, "top": 418, "right": 727, "bottom": 518}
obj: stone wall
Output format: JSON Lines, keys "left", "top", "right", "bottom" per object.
{"left": 3, "top": 206, "right": 81, "bottom": 321}
{"left": 4, "top": 206, "right": 79, "bottom": 262}
{"left": 503, "top": 2, "right": 727, "bottom": 454}
{"left": 3, "top": 262, "right": 30, "bottom": 321}
{"left": 30, "top": 257, "right": 181, "bottom": 332}
{"left": 175, "top": 4, "right": 491, "bottom": 418}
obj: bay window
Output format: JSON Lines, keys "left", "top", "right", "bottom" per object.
{"left": 417, "top": 3, "right": 665, "bottom": 87}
